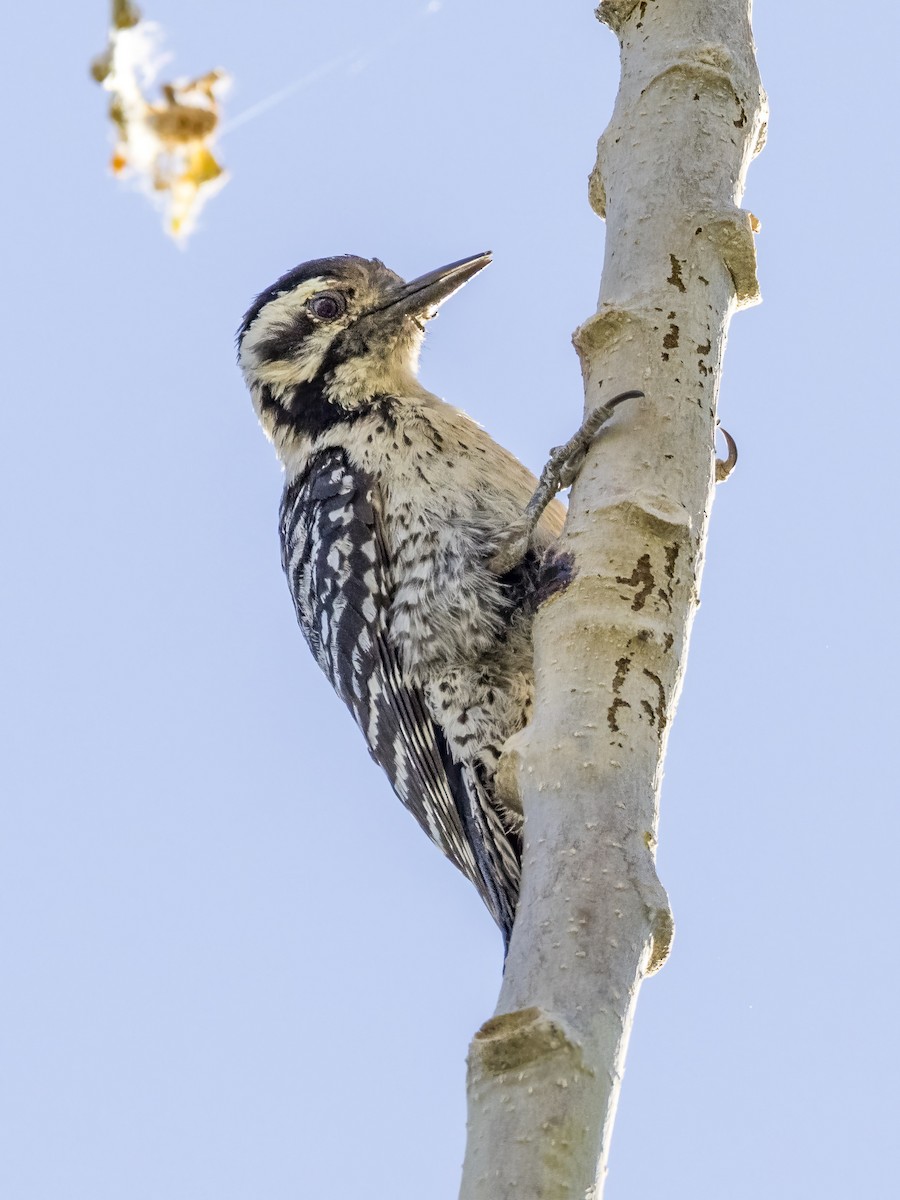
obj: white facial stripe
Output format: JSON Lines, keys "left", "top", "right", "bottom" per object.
{"left": 240, "top": 276, "right": 337, "bottom": 356}
{"left": 265, "top": 277, "right": 338, "bottom": 317}
{"left": 264, "top": 274, "right": 340, "bottom": 326}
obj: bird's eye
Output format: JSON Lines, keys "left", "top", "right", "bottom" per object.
{"left": 308, "top": 292, "right": 346, "bottom": 321}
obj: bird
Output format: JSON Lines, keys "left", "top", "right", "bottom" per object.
{"left": 237, "top": 252, "right": 635, "bottom": 948}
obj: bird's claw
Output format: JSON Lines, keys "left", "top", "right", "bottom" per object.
{"left": 715, "top": 424, "right": 738, "bottom": 482}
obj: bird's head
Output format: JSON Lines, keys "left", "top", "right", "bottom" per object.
{"left": 238, "top": 252, "right": 491, "bottom": 442}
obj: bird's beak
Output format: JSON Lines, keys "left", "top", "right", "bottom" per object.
{"left": 378, "top": 252, "right": 492, "bottom": 320}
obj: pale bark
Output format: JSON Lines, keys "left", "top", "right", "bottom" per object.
{"left": 459, "top": 3, "right": 766, "bottom": 1198}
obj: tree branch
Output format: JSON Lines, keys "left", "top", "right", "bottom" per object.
{"left": 459, "top": 3, "right": 766, "bottom": 1197}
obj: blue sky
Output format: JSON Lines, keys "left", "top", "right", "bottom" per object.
{"left": 3, "top": 2, "right": 898, "bottom": 1196}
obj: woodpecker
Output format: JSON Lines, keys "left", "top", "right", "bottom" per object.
{"left": 238, "top": 252, "right": 635, "bottom": 947}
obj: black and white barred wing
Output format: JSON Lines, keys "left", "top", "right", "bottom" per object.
{"left": 279, "top": 448, "right": 487, "bottom": 897}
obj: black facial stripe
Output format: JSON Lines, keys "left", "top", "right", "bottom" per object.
{"left": 241, "top": 291, "right": 364, "bottom": 368}
{"left": 258, "top": 380, "right": 348, "bottom": 439}
{"left": 325, "top": 322, "right": 372, "bottom": 366}
{"left": 250, "top": 306, "right": 375, "bottom": 375}
{"left": 252, "top": 312, "right": 316, "bottom": 364}
{"left": 260, "top": 384, "right": 399, "bottom": 441}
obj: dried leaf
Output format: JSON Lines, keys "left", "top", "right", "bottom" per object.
{"left": 92, "top": 12, "right": 229, "bottom": 242}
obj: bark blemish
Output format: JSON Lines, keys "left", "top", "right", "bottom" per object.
{"left": 696, "top": 338, "right": 712, "bottom": 355}
{"left": 663, "top": 324, "right": 680, "bottom": 349}
{"left": 643, "top": 669, "right": 667, "bottom": 733}
{"left": 655, "top": 543, "right": 679, "bottom": 611}
{"left": 667, "top": 254, "right": 686, "bottom": 292}
{"left": 616, "top": 554, "right": 654, "bottom": 610}
{"left": 607, "top": 697, "right": 631, "bottom": 733}
{"left": 536, "top": 549, "right": 576, "bottom": 607}
{"left": 612, "top": 656, "right": 632, "bottom": 693}
{"left": 640, "top": 699, "right": 656, "bottom": 725}
{"left": 607, "top": 656, "right": 632, "bottom": 733}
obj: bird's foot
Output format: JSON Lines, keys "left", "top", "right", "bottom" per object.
{"left": 489, "top": 389, "right": 643, "bottom": 575}
{"left": 487, "top": 517, "right": 532, "bottom": 579}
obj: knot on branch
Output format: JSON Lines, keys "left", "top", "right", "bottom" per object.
{"left": 647, "top": 905, "right": 675, "bottom": 974}
{"left": 595, "top": 0, "right": 643, "bottom": 34}
{"left": 572, "top": 305, "right": 650, "bottom": 362}
{"left": 588, "top": 154, "right": 607, "bottom": 219}
{"left": 702, "top": 208, "right": 761, "bottom": 307}
{"left": 471, "top": 1007, "right": 587, "bottom": 1078}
